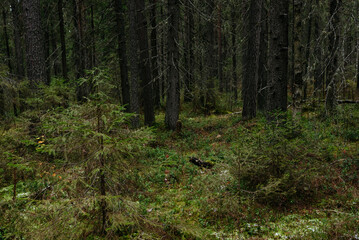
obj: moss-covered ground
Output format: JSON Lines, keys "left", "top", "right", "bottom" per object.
{"left": 1, "top": 102, "right": 359, "bottom": 239}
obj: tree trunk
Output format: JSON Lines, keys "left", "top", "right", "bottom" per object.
{"left": 73, "top": 0, "right": 83, "bottom": 79}
{"left": 44, "top": 5, "right": 51, "bottom": 85}
{"left": 266, "top": 0, "right": 289, "bottom": 113}
{"left": 114, "top": 0, "right": 130, "bottom": 109}
{"left": 257, "top": 0, "right": 268, "bottom": 111}
{"left": 184, "top": 0, "right": 194, "bottom": 102}
{"left": 165, "top": 0, "right": 180, "bottom": 130}
{"left": 183, "top": 0, "right": 189, "bottom": 102}
{"left": 11, "top": 0, "right": 25, "bottom": 79}
{"left": 128, "top": 0, "right": 140, "bottom": 128}
{"left": 303, "top": 0, "right": 313, "bottom": 100}
{"left": 292, "top": 0, "right": 304, "bottom": 114}
{"left": 1, "top": 6, "right": 15, "bottom": 116}
{"left": 242, "top": 0, "right": 262, "bottom": 119}
{"left": 325, "top": 0, "right": 341, "bottom": 114}
{"left": 217, "top": 3, "right": 224, "bottom": 93}
{"left": 357, "top": 1, "right": 359, "bottom": 90}
{"left": 313, "top": 0, "right": 323, "bottom": 97}
{"left": 58, "top": 0, "right": 68, "bottom": 80}
{"left": 150, "top": 0, "right": 160, "bottom": 108}
{"left": 231, "top": 6, "right": 238, "bottom": 101}
{"left": 90, "top": 5, "right": 96, "bottom": 69}
{"left": 160, "top": 4, "right": 166, "bottom": 103}
{"left": 223, "top": 35, "right": 229, "bottom": 93}
{"left": 188, "top": 0, "right": 194, "bottom": 99}
{"left": 50, "top": 20, "right": 60, "bottom": 77}
{"left": 203, "top": 0, "right": 216, "bottom": 114}
{"left": 2, "top": 9, "right": 12, "bottom": 74}
{"left": 135, "top": 0, "right": 155, "bottom": 126}
{"left": 73, "top": 0, "right": 90, "bottom": 101}
{"left": 22, "top": 0, "right": 47, "bottom": 88}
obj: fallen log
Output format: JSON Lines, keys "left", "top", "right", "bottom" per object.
{"left": 189, "top": 157, "right": 214, "bottom": 169}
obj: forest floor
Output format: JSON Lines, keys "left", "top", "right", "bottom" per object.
{"left": 1, "top": 100, "right": 359, "bottom": 239}
{"left": 136, "top": 104, "right": 359, "bottom": 239}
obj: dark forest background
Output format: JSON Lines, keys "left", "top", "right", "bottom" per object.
{"left": 1, "top": 0, "right": 358, "bottom": 123}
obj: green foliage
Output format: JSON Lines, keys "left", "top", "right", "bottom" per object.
{"left": 234, "top": 112, "right": 358, "bottom": 207}
{"left": 190, "top": 87, "right": 236, "bottom": 115}
{"left": 23, "top": 78, "right": 74, "bottom": 111}
{"left": 0, "top": 68, "right": 19, "bottom": 118}
{"left": 1, "top": 85, "right": 359, "bottom": 239}
{"left": 0, "top": 68, "right": 154, "bottom": 239}
{"left": 343, "top": 128, "right": 359, "bottom": 142}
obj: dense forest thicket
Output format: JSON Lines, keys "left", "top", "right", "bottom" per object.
{"left": 0, "top": 0, "right": 359, "bottom": 239}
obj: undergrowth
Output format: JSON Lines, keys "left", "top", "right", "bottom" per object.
{"left": 1, "top": 79, "right": 359, "bottom": 239}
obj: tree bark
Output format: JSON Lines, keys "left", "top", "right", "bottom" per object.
{"left": 242, "top": 0, "right": 262, "bottom": 119}
{"left": 303, "top": 0, "right": 313, "bottom": 100}
{"left": 292, "top": 0, "right": 304, "bottom": 114}
{"left": 1, "top": 6, "right": 15, "bottom": 116}
{"left": 203, "top": 0, "right": 216, "bottom": 114}
{"left": 357, "top": 1, "right": 359, "bottom": 90}
{"left": 257, "top": 0, "right": 268, "bottom": 111}
{"left": 58, "top": 0, "right": 68, "bottom": 80}
{"left": 90, "top": 5, "right": 96, "bottom": 69}
{"left": 325, "top": 0, "right": 341, "bottom": 114}
{"left": 22, "top": 0, "right": 47, "bottom": 87}
{"left": 165, "top": 0, "right": 180, "bottom": 130}
{"left": 50, "top": 20, "right": 60, "bottom": 77}
{"left": 231, "top": 6, "right": 238, "bottom": 101}
{"left": 188, "top": 0, "right": 194, "bottom": 98}
{"left": 73, "top": 0, "right": 90, "bottom": 101}
{"left": 160, "top": 4, "right": 166, "bottom": 103}
{"left": 266, "top": 0, "right": 289, "bottom": 114}
{"left": 313, "top": 0, "right": 323, "bottom": 97}
{"left": 135, "top": 0, "right": 155, "bottom": 126}
{"left": 11, "top": 0, "right": 25, "bottom": 79}
{"left": 184, "top": 0, "right": 194, "bottom": 102}
{"left": 44, "top": 5, "right": 51, "bottom": 85}
{"left": 2, "top": 9, "right": 12, "bottom": 74}
{"left": 150, "top": 0, "right": 160, "bottom": 108}
{"left": 114, "top": 0, "right": 130, "bottom": 109}
{"left": 128, "top": 0, "right": 140, "bottom": 128}
{"left": 217, "top": 3, "right": 224, "bottom": 93}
